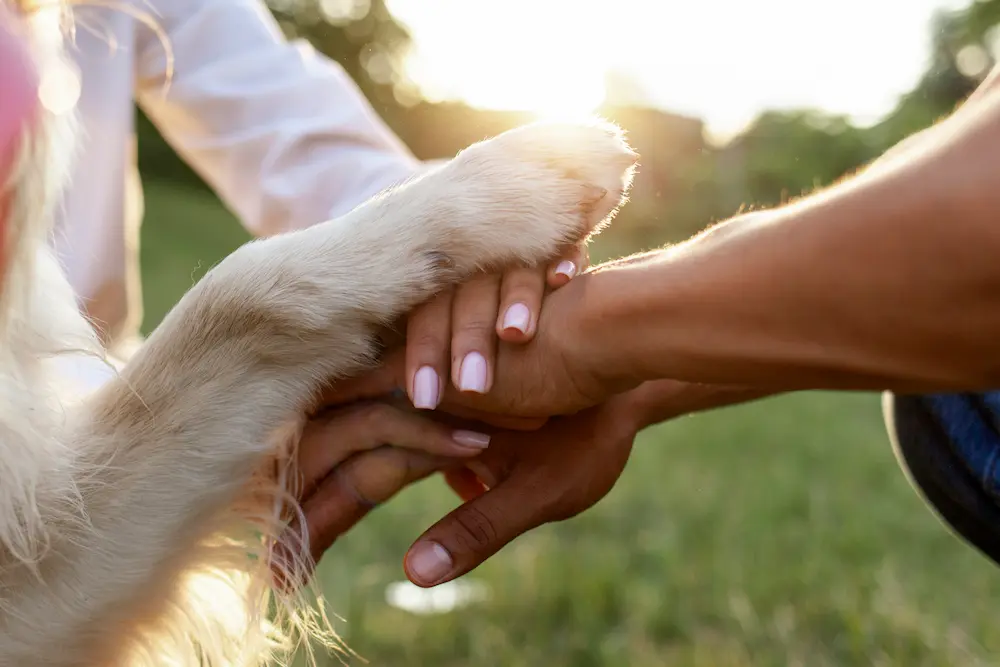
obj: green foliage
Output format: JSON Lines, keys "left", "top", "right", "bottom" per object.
{"left": 136, "top": 0, "right": 411, "bottom": 189}
{"left": 136, "top": 0, "right": 1000, "bottom": 245}
{"left": 138, "top": 179, "right": 1000, "bottom": 667}
{"left": 129, "top": 4, "right": 1000, "bottom": 664}
{"left": 871, "top": 6, "right": 985, "bottom": 149}
{"left": 266, "top": 0, "right": 411, "bottom": 104}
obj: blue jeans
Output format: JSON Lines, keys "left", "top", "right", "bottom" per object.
{"left": 886, "top": 391, "right": 1000, "bottom": 566}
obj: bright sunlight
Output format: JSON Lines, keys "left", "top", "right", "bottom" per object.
{"left": 390, "top": 0, "right": 972, "bottom": 137}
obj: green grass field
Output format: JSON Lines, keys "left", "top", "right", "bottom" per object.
{"left": 139, "top": 179, "right": 1000, "bottom": 666}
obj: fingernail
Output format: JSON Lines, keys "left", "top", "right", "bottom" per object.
{"left": 502, "top": 302, "right": 531, "bottom": 334}
{"left": 555, "top": 260, "right": 576, "bottom": 280}
{"left": 407, "top": 541, "right": 454, "bottom": 585}
{"left": 412, "top": 366, "right": 440, "bottom": 410}
{"left": 452, "top": 430, "right": 491, "bottom": 449}
{"left": 458, "top": 352, "right": 488, "bottom": 393}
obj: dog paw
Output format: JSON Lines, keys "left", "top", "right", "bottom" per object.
{"left": 431, "top": 118, "right": 638, "bottom": 273}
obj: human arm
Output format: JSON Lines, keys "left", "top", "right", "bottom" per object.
{"left": 132, "top": 0, "right": 583, "bottom": 401}
{"left": 624, "top": 379, "right": 779, "bottom": 430}
{"left": 345, "top": 65, "right": 1000, "bottom": 418}
{"left": 576, "top": 83, "right": 1000, "bottom": 394}
{"left": 134, "top": 0, "right": 420, "bottom": 235}
{"left": 400, "top": 378, "right": 774, "bottom": 587}
{"left": 274, "top": 400, "right": 494, "bottom": 582}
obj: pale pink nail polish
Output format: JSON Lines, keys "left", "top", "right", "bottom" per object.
{"left": 412, "top": 366, "right": 440, "bottom": 410}
{"left": 502, "top": 302, "right": 530, "bottom": 334}
{"left": 459, "top": 352, "right": 488, "bottom": 393}
{"left": 407, "top": 541, "right": 453, "bottom": 585}
{"left": 554, "top": 260, "right": 576, "bottom": 280}
{"left": 452, "top": 430, "right": 491, "bottom": 449}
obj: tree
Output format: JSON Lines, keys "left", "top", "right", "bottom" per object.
{"left": 872, "top": 4, "right": 994, "bottom": 148}
{"left": 136, "top": 0, "right": 414, "bottom": 187}
{"left": 266, "top": 0, "right": 413, "bottom": 106}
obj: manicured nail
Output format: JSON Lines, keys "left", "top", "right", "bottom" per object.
{"left": 554, "top": 260, "right": 576, "bottom": 280}
{"left": 407, "top": 541, "right": 453, "bottom": 585}
{"left": 412, "top": 366, "right": 440, "bottom": 410}
{"left": 458, "top": 351, "right": 488, "bottom": 393}
{"left": 502, "top": 302, "right": 531, "bottom": 334}
{"left": 452, "top": 430, "right": 491, "bottom": 449}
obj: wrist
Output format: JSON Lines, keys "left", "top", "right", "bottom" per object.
{"left": 578, "top": 214, "right": 768, "bottom": 391}
{"left": 567, "top": 271, "right": 647, "bottom": 400}
{"left": 621, "top": 379, "right": 780, "bottom": 432}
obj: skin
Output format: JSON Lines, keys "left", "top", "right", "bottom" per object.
{"left": 283, "top": 401, "right": 494, "bottom": 571}
{"left": 2, "top": 5, "right": 604, "bottom": 601}
{"left": 324, "top": 63, "right": 1000, "bottom": 587}
{"left": 347, "top": 61, "right": 1000, "bottom": 418}
{"left": 403, "top": 244, "right": 587, "bottom": 410}
{"left": 401, "top": 379, "right": 772, "bottom": 588}
{"left": 0, "top": 8, "right": 452, "bottom": 579}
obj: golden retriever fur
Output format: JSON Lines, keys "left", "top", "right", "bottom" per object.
{"left": 0, "top": 3, "right": 637, "bottom": 665}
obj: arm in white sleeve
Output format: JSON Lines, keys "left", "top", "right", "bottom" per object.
{"left": 134, "top": 0, "right": 421, "bottom": 235}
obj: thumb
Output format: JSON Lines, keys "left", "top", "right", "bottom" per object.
{"left": 403, "top": 475, "right": 552, "bottom": 587}
{"left": 318, "top": 349, "right": 406, "bottom": 407}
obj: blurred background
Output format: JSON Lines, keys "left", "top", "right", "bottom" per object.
{"left": 135, "top": 0, "right": 1000, "bottom": 664}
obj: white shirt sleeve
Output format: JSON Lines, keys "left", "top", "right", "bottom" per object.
{"left": 133, "top": 0, "right": 422, "bottom": 235}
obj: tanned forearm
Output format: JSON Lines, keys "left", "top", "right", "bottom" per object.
{"left": 622, "top": 380, "right": 780, "bottom": 432}
{"left": 579, "top": 77, "right": 1000, "bottom": 394}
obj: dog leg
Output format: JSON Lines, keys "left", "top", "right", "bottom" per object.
{"left": 0, "top": 120, "right": 636, "bottom": 667}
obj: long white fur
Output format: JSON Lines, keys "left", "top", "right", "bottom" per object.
{"left": 0, "top": 4, "right": 637, "bottom": 666}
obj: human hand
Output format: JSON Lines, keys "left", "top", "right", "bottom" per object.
{"left": 328, "top": 268, "right": 631, "bottom": 422}
{"left": 307, "top": 377, "right": 770, "bottom": 587}
{"left": 402, "top": 242, "right": 588, "bottom": 411}
{"left": 272, "top": 401, "right": 493, "bottom": 582}
{"left": 398, "top": 378, "right": 777, "bottom": 587}
{"left": 399, "top": 391, "right": 644, "bottom": 588}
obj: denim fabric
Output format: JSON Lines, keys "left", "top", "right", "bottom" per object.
{"left": 925, "top": 393, "right": 1000, "bottom": 499}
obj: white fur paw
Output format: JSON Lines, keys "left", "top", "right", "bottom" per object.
{"left": 429, "top": 118, "right": 638, "bottom": 273}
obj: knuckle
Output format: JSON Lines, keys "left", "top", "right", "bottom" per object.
{"left": 502, "top": 285, "right": 541, "bottom": 305}
{"left": 459, "top": 272, "right": 500, "bottom": 289}
{"left": 409, "top": 330, "right": 448, "bottom": 353}
{"left": 454, "top": 318, "right": 496, "bottom": 342}
{"left": 333, "top": 465, "right": 379, "bottom": 510}
{"left": 453, "top": 276, "right": 500, "bottom": 305}
{"left": 450, "top": 504, "right": 501, "bottom": 554}
{"left": 503, "top": 268, "right": 544, "bottom": 292}
{"left": 422, "top": 289, "right": 454, "bottom": 310}
{"left": 408, "top": 300, "right": 451, "bottom": 334}
{"left": 356, "top": 402, "right": 394, "bottom": 431}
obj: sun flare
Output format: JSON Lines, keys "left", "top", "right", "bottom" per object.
{"left": 391, "top": 0, "right": 611, "bottom": 121}
{"left": 389, "top": 0, "right": 971, "bottom": 136}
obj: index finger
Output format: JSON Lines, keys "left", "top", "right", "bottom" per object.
{"left": 496, "top": 265, "right": 545, "bottom": 344}
{"left": 546, "top": 243, "right": 590, "bottom": 289}
{"left": 297, "top": 402, "right": 492, "bottom": 498}
{"left": 405, "top": 289, "right": 453, "bottom": 410}
{"left": 318, "top": 352, "right": 548, "bottom": 430}
{"left": 317, "top": 349, "right": 407, "bottom": 407}
{"left": 275, "top": 448, "right": 446, "bottom": 584}
{"left": 403, "top": 474, "right": 553, "bottom": 587}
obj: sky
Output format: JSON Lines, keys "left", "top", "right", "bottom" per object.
{"left": 388, "top": 0, "right": 974, "bottom": 139}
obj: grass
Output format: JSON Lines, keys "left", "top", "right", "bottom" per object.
{"left": 139, "top": 179, "right": 1000, "bottom": 666}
